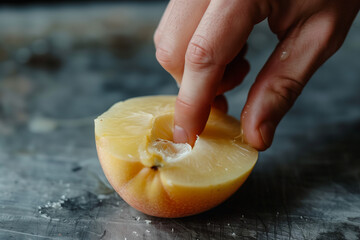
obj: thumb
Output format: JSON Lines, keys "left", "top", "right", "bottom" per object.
{"left": 242, "top": 15, "right": 347, "bottom": 151}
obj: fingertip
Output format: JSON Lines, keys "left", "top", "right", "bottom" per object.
{"left": 173, "top": 96, "right": 211, "bottom": 146}
{"left": 242, "top": 124, "right": 270, "bottom": 151}
{"left": 258, "top": 121, "right": 275, "bottom": 149}
{"left": 173, "top": 125, "right": 189, "bottom": 144}
{"left": 241, "top": 103, "right": 275, "bottom": 151}
{"left": 173, "top": 124, "right": 198, "bottom": 147}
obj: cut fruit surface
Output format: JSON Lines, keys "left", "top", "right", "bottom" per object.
{"left": 95, "top": 96, "right": 258, "bottom": 218}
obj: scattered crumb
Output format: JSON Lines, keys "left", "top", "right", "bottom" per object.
{"left": 171, "top": 228, "right": 174, "bottom": 233}
{"left": 135, "top": 216, "right": 141, "bottom": 221}
{"left": 227, "top": 223, "right": 230, "bottom": 226}
{"left": 300, "top": 216, "right": 303, "bottom": 219}
{"left": 97, "top": 194, "right": 110, "bottom": 200}
{"left": 207, "top": 222, "right": 211, "bottom": 225}
{"left": 241, "top": 215, "right": 244, "bottom": 218}
{"left": 42, "top": 198, "right": 66, "bottom": 210}
{"left": 145, "top": 220, "right": 152, "bottom": 224}
{"left": 146, "top": 229, "right": 150, "bottom": 233}
{"left": 231, "top": 232, "right": 236, "bottom": 237}
{"left": 29, "top": 116, "right": 57, "bottom": 133}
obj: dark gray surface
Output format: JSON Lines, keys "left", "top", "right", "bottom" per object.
{"left": 0, "top": 3, "right": 359, "bottom": 240}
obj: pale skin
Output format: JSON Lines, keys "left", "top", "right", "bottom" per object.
{"left": 154, "top": 0, "right": 360, "bottom": 150}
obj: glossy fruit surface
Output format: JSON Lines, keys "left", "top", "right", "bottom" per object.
{"left": 95, "top": 96, "right": 258, "bottom": 218}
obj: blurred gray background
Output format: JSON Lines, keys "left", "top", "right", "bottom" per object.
{"left": 0, "top": 2, "right": 359, "bottom": 240}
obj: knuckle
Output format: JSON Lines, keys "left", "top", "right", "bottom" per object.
{"left": 176, "top": 96, "right": 195, "bottom": 110}
{"left": 153, "top": 30, "right": 161, "bottom": 47}
{"left": 155, "top": 46, "right": 177, "bottom": 71}
{"left": 175, "top": 96, "right": 197, "bottom": 116}
{"left": 267, "top": 76, "right": 304, "bottom": 109}
{"left": 185, "top": 35, "right": 215, "bottom": 69}
{"left": 176, "top": 95, "right": 209, "bottom": 121}
{"left": 176, "top": 94, "right": 207, "bottom": 114}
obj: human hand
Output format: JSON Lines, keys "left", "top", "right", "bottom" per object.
{"left": 154, "top": 0, "right": 360, "bottom": 150}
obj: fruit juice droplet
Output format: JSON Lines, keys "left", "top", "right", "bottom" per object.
{"left": 280, "top": 51, "right": 289, "bottom": 61}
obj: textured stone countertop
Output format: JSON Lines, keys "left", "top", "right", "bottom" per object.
{"left": 0, "top": 3, "right": 359, "bottom": 240}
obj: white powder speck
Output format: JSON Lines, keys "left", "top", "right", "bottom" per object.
{"left": 51, "top": 201, "right": 62, "bottom": 209}
{"left": 136, "top": 216, "right": 141, "bottom": 221}
{"left": 97, "top": 194, "right": 110, "bottom": 200}
{"left": 146, "top": 230, "right": 150, "bottom": 233}
{"left": 29, "top": 116, "right": 57, "bottom": 133}
{"left": 145, "top": 220, "right": 152, "bottom": 224}
{"left": 231, "top": 232, "right": 236, "bottom": 237}
{"left": 171, "top": 228, "right": 174, "bottom": 233}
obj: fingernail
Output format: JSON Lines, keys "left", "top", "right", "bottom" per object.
{"left": 259, "top": 121, "right": 275, "bottom": 148}
{"left": 173, "top": 125, "right": 188, "bottom": 144}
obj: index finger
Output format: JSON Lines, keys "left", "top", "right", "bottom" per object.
{"left": 174, "top": 0, "right": 264, "bottom": 145}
